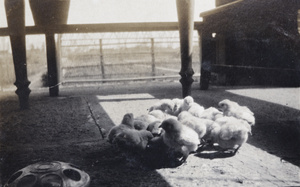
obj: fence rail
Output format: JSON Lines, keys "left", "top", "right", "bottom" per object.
{"left": 1, "top": 25, "right": 201, "bottom": 88}
{"left": 59, "top": 33, "right": 200, "bottom": 84}
{"left": 0, "top": 22, "right": 203, "bottom": 36}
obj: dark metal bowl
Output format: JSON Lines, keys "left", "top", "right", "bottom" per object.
{"left": 4, "top": 161, "right": 90, "bottom": 187}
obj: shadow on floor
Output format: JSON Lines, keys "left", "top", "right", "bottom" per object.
{"left": 191, "top": 86, "right": 300, "bottom": 167}
{"left": 0, "top": 93, "right": 172, "bottom": 187}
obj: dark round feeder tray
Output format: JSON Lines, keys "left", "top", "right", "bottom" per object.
{"left": 4, "top": 161, "right": 90, "bottom": 187}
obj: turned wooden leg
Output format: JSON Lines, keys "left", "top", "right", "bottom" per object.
{"left": 176, "top": 0, "right": 195, "bottom": 97}
{"left": 10, "top": 35, "right": 31, "bottom": 109}
{"left": 179, "top": 69, "right": 194, "bottom": 98}
{"left": 5, "top": 0, "right": 31, "bottom": 109}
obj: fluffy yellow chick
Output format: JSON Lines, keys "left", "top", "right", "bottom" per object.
{"left": 113, "top": 128, "right": 154, "bottom": 153}
{"left": 148, "top": 99, "right": 175, "bottom": 115}
{"left": 181, "top": 96, "right": 205, "bottom": 118}
{"left": 218, "top": 99, "right": 255, "bottom": 125}
{"left": 149, "top": 109, "right": 177, "bottom": 121}
{"left": 178, "top": 111, "right": 209, "bottom": 141}
{"left": 107, "top": 113, "right": 135, "bottom": 143}
{"left": 211, "top": 116, "right": 251, "bottom": 155}
{"left": 159, "top": 118, "right": 200, "bottom": 163}
{"left": 199, "top": 107, "right": 223, "bottom": 121}
{"left": 133, "top": 119, "right": 149, "bottom": 130}
{"left": 172, "top": 98, "right": 184, "bottom": 116}
{"left": 147, "top": 120, "right": 163, "bottom": 136}
{"left": 134, "top": 114, "right": 159, "bottom": 130}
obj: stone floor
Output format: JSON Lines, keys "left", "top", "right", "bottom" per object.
{"left": 0, "top": 81, "right": 299, "bottom": 186}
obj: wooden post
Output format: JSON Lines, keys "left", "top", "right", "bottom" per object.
{"left": 45, "top": 33, "right": 59, "bottom": 96}
{"left": 199, "top": 30, "right": 215, "bottom": 90}
{"left": 176, "top": 0, "right": 195, "bottom": 97}
{"left": 99, "top": 39, "right": 105, "bottom": 79}
{"left": 151, "top": 38, "right": 156, "bottom": 77}
{"left": 56, "top": 34, "right": 62, "bottom": 84}
{"left": 29, "top": 0, "right": 70, "bottom": 97}
{"left": 5, "top": 0, "right": 31, "bottom": 109}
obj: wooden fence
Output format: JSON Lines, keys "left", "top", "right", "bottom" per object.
{"left": 0, "top": 22, "right": 203, "bottom": 88}
{"left": 58, "top": 33, "right": 200, "bottom": 85}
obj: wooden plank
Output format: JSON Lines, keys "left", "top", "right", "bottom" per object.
{"left": 62, "top": 73, "right": 201, "bottom": 84}
{"left": 211, "top": 64, "right": 299, "bottom": 72}
{"left": 211, "top": 64, "right": 300, "bottom": 86}
{"left": 0, "top": 22, "right": 203, "bottom": 36}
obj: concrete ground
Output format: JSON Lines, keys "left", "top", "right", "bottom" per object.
{"left": 0, "top": 81, "right": 299, "bottom": 186}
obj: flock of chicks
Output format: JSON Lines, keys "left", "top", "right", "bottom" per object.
{"left": 107, "top": 96, "right": 255, "bottom": 168}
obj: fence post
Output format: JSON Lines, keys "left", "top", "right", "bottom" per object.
{"left": 45, "top": 33, "right": 59, "bottom": 96}
{"left": 151, "top": 38, "right": 156, "bottom": 77}
{"left": 56, "top": 34, "right": 62, "bottom": 84}
{"left": 99, "top": 39, "right": 105, "bottom": 79}
{"left": 0, "top": 63, "right": 2, "bottom": 91}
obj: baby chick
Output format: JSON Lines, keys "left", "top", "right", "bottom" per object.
{"left": 134, "top": 114, "right": 158, "bottom": 130}
{"left": 202, "top": 121, "right": 221, "bottom": 143}
{"left": 215, "top": 116, "right": 252, "bottom": 135}
{"left": 149, "top": 109, "right": 177, "bottom": 121}
{"left": 133, "top": 119, "right": 149, "bottom": 130}
{"left": 113, "top": 128, "right": 154, "bottom": 153}
{"left": 172, "top": 98, "right": 184, "bottom": 116}
{"left": 159, "top": 118, "right": 200, "bottom": 163}
{"left": 147, "top": 120, "right": 163, "bottom": 136}
{"left": 107, "top": 113, "right": 135, "bottom": 143}
{"left": 144, "top": 135, "right": 187, "bottom": 168}
{"left": 199, "top": 107, "right": 223, "bottom": 121}
{"left": 218, "top": 99, "right": 255, "bottom": 125}
{"left": 178, "top": 111, "right": 208, "bottom": 141}
{"left": 210, "top": 116, "right": 251, "bottom": 155}
{"left": 180, "top": 96, "right": 205, "bottom": 118}
{"left": 148, "top": 99, "right": 175, "bottom": 115}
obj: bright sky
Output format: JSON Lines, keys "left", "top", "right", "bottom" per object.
{"left": 0, "top": 0, "right": 215, "bottom": 27}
